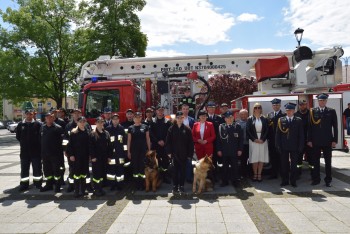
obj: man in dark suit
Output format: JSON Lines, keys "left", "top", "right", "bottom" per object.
{"left": 181, "top": 103, "right": 195, "bottom": 183}
{"left": 307, "top": 93, "right": 338, "bottom": 187}
{"left": 267, "top": 98, "right": 286, "bottom": 179}
{"left": 103, "top": 107, "right": 112, "bottom": 128}
{"left": 276, "top": 103, "right": 304, "bottom": 187}
{"left": 206, "top": 101, "right": 224, "bottom": 181}
{"left": 294, "top": 100, "right": 311, "bottom": 177}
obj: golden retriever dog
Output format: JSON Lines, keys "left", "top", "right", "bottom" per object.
{"left": 144, "top": 151, "right": 162, "bottom": 192}
{"left": 192, "top": 155, "right": 215, "bottom": 194}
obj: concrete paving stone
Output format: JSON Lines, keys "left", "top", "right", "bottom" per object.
{"left": 128, "top": 200, "right": 151, "bottom": 207}
{"left": 332, "top": 197, "right": 350, "bottom": 203}
{"left": 195, "top": 206, "right": 221, "bottom": 214}
{"left": 317, "top": 201, "right": 350, "bottom": 211}
{"left": 116, "top": 214, "right": 144, "bottom": 223}
{"left": 149, "top": 200, "right": 172, "bottom": 207}
{"left": 196, "top": 212, "right": 224, "bottom": 223}
{"left": 47, "top": 222, "right": 85, "bottom": 234}
{"left": 195, "top": 199, "right": 219, "bottom": 207}
{"left": 107, "top": 222, "right": 139, "bottom": 234}
{"left": 314, "top": 220, "right": 350, "bottom": 233}
{"left": 275, "top": 211, "right": 309, "bottom": 222}
{"left": 170, "top": 207, "right": 196, "bottom": 214}
{"left": 0, "top": 205, "right": 28, "bottom": 215}
{"left": 225, "top": 221, "right": 259, "bottom": 233}
{"left": 264, "top": 198, "right": 290, "bottom": 205}
{"left": 17, "top": 222, "right": 57, "bottom": 233}
{"left": 222, "top": 213, "right": 251, "bottom": 223}
{"left": 0, "top": 165, "right": 21, "bottom": 173}
{"left": 269, "top": 204, "right": 299, "bottom": 213}
{"left": 293, "top": 203, "right": 325, "bottom": 212}
{"left": 0, "top": 222, "right": 32, "bottom": 234}
{"left": 25, "top": 200, "right": 58, "bottom": 207}
{"left": 141, "top": 214, "right": 169, "bottom": 223}
{"left": 303, "top": 211, "right": 338, "bottom": 221}
{"left": 286, "top": 197, "right": 314, "bottom": 204}
{"left": 282, "top": 219, "right": 320, "bottom": 233}
{"left": 0, "top": 214, "right": 18, "bottom": 222}
{"left": 166, "top": 222, "right": 197, "bottom": 233}
{"left": 122, "top": 206, "right": 148, "bottom": 215}
{"left": 220, "top": 205, "right": 247, "bottom": 214}
{"left": 145, "top": 206, "right": 171, "bottom": 215}
{"left": 169, "top": 213, "right": 196, "bottom": 223}
{"left": 218, "top": 199, "right": 242, "bottom": 207}
{"left": 62, "top": 214, "right": 93, "bottom": 223}
{"left": 39, "top": 212, "right": 69, "bottom": 223}
{"left": 137, "top": 222, "right": 167, "bottom": 234}
{"left": 196, "top": 222, "right": 227, "bottom": 233}
{"left": 171, "top": 200, "right": 197, "bottom": 209}
{"left": 10, "top": 208, "right": 56, "bottom": 223}
{"left": 1, "top": 199, "right": 28, "bottom": 207}
{"left": 329, "top": 210, "right": 350, "bottom": 223}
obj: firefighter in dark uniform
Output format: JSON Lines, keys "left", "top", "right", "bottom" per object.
{"left": 106, "top": 114, "right": 127, "bottom": 190}
{"left": 275, "top": 103, "right": 304, "bottom": 187}
{"left": 143, "top": 108, "right": 154, "bottom": 126}
{"left": 103, "top": 107, "right": 113, "bottom": 128}
{"left": 121, "top": 109, "right": 135, "bottom": 129}
{"left": 150, "top": 105, "right": 172, "bottom": 183}
{"left": 40, "top": 112, "right": 64, "bottom": 193}
{"left": 16, "top": 109, "right": 43, "bottom": 191}
{"left": 216, "top": 111, "right": 243, "bottom": 187}
{"left": 66, "top": 116, "right": 91, "bottom": 197}
{"left": 90, "top": 117, "right": 112, "bottom": 196}
{"left": 127, "top": 112, "right": 151, "bottom": 190}
{"left": 179, "top": 87, "right": 195, "bottom": 118}
{"left": 307, "top": 93, "right": 338, "bottom": 187}
{"left": 58, "top": 107, "right": 70, "bottom": 124}
{"left": 206, "top": 101, "right": 224, "bottom": 182}
{"left": 294, "top": 100, "right": 311, "bottom": 176}
{"left": 64, "top": 109, "right": 92, "bottom": 192}
{"left": 267, "top": 98, "right": 286, "bottom": 179}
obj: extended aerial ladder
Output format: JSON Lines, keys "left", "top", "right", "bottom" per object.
{"left": 77, "top": 45, "right": 344, "bottom": 116}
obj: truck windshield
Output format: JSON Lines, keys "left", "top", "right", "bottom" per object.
{"left": 85, "top": 90, "right": 120, "bottom": 118}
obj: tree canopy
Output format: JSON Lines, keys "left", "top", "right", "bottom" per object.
{"left": 0, "top": 0, "right": 147, "bottom": 107}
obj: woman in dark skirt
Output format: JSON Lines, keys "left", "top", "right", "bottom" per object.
{"left": 89, "top": 117, "right": 112, "bottom": 196}
{"left": 127, "top": 112, "right": 151, "bottom": 190}
{"left": 66, "top": 116, "right": 91, "bottom": 198}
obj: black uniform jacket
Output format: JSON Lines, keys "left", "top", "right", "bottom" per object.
{"left": 16, "top": 120, "right": 42, "bottom": 158}
{"left": 275, "top": 116, "right": 304, "bottom": 152}
{"left": 106, "top": 124, "right": 127, "bottom": 159}
{"left": 89, "top": 130, "right": 112, "bottom": 162}
{"left": 166, "top": 124, "right": 194, "bottom": 162}
{"left": 66, "top": 128, "right": 90, "bottom": 160}
{"left": 150, "top": 117, "right": 172, "bottom": 147}
{"left": 267, "top": 110, "right": 286, "bottom": 145}
{"left": 294, "top": 109, "right": 309, "bottom": 142}
{"left": 207, "top": 114, "right": 224, "bottom": 134}
{"left": 246, "top": 116, "right": 269, "bottom": 142}
{"left": 307, "top": 107, "right": 338, "bottom": 146}
{"left": 40, "top": 123, "right": 64, "bottom": 158}
{"left": 216, "top": 123, "right": 243, "bottom": 156}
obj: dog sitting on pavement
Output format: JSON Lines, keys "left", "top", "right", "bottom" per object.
{"left": 144, "top": 150, "right": 162, "bottom": 192}
{"left": 192, "top": 155, "right": 215, "bottom": 194}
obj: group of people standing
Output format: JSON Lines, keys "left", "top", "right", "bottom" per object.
{"left": 15, "top": 92, "right": 338, "bottom": 197}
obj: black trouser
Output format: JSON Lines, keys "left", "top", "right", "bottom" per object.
{"left": 67, "top": 159, "right": 75, "bottom": 185}
{"left": 310, "top": 146, "right": 332, "bottom": 183}
{"left": 154, "top": 145, "right": 169, "bottom": 171}
{"left": 172, "top": 159, "right": 186, "bottom": 187}
{"left": 92, "top": 160, "right": 106, "bottom": 185}
{"left": 42, "top": 155, "right": 62, "bottom": 185}
{"left": 72, "top": 157, "right": 89, "bottom": 181}
{"left": 212, "top": 140, "right": 222, "bottom": 181}
{"left": 239, "top": 144, "right": 249, "bottom": 178}
{"left": 222, "top": 155, "right": 239, "bottom": 183}
{"left": 280, "top": 150, "right": 298, "bottom": 184}
{"left": 297, "top": 144, "right": 311, "bottom": 169}
{"left": 20, "top": 155, "right": 42, "bottom": 187}
{"left": 269, "top": 145, "right": 280, "bottom": 177}
{"left": 131, "top": 150, "right": 146, "bottom": 179}
{"left": 107, "top": 157, "right": 125, "bottom": 185}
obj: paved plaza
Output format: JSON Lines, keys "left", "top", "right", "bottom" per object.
{"left": 1, "top": 131, "right": 350, "bottom": 233}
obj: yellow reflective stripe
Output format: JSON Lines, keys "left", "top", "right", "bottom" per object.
{"left": 54, "top": 176, "right": 61, "bottom": 181}
{"left": 309, "top": 165, "right": 314, "bottom": 169}
{"left": 93, "top": 178, "right": 103, "bottom": 183}
{"left": 158, "top": 167, "right": 167, "bottom": 172}
{"left": 133, "top": 174, "right": 139, "bottom": 178}
{"left": 297, "top": 164, "right": 303, "bottom": 168}
{"left": 46, "top": 176, "right": 53, "bottom": 180}
{"left": 124, "top": 162, "right": 131, "bottom": 167}
{"left": 107, "top": 174, "right": 115, "bottom": 180}
{"left": 73, "top": 175, "right": 81, "bottom": 179}
{"left": 20, "top": 177, "right": 30, "bottom": 182}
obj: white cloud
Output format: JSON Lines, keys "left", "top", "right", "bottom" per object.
{"left": 284, "top": 0, "right": 350, "bottom": 48}
{"left": 146, "top": 49, "right": 187, "bottom": 57}
{"left": 138, "top": 0, "right": 235, "bottom": 47}
{"left": 237, "top": 13, "right": 263, "bottom": 22}
{"left": 230, "top": 48, "right": 285, "bottom": 54}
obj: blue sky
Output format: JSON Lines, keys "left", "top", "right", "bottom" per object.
{"left": 1, "top": 0, "right": 349, "bottom": 57}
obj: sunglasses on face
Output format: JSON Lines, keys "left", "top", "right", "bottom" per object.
{"left": 254, "top": 106, "right": 262, "bottom": 109}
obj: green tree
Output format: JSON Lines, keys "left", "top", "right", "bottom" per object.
{"left": 79, "top": 0, "right": 147, "bottom": 59}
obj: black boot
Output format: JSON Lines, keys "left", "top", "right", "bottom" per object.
{"left": 40, "top": 180, "right": 54, "bottom": 192}
{"left": 66, "top": 183, "right": 74, "bottom": 193}
{"left": 54, "top": 180, "right": 61, "bottom": 193}
{"left": 19, "top": 183, "right": 29, "bottom": 192}
{"left": 93, "top": 183, "right": 103, "bottom": 196}
{"left": 80, "top": 179, "right": 88, "bottom": 196}
{"left": 34, "top": 180, "right": 43, "bottom": 190}
{"left": 74, "top": 179, "right": 80, "bottom": 198}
